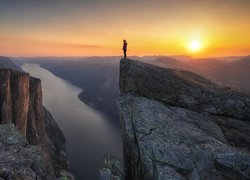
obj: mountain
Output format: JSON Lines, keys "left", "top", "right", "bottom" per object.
{"left": 0, "top": 58, "right": 73, "bottom": 179}
{"left": 146, "top": 56, "right": 192, "bottom": 70}
{"left": 13, "top": 56, "right": 250, "bottom": 121}
{"left": 0, "top": 56, "right": 22, "bottom": 71}
{"left": 186, "top": 58, "right": 250, "bottom": 94}
{"left": 215, "top": 55, "right": 250, "bottom": 62}
{"left": 146, "top": 57, "right": 250, "bottom": 94}
{"left": 119, "top": 58, "right": 250, "bottom": 179}
{"left": 35, "top": 57, "right": 120, "bottom": 119}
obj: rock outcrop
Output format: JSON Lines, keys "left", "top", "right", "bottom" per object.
{"left": 0, "top": 123, "right": 52, "bottom": 179}
{"left": 119, "top": 58, "right": 250, "bottom": 180}
{"left": 120, "top": 58, "right": 250, "bottom": 120}
{"left": 0, "top": 68, "right": 73, "bottom": 179}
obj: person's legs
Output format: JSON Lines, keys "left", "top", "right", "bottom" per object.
{"left": 124, "top": 50, "right": 127, "bottom": 58}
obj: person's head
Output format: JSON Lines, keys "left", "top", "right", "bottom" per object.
{"left": 123, "top": 40, "right": 126, "bottom": 43}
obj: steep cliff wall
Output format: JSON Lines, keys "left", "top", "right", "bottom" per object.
{"left": 0, "top": 69, "right": 46, "bottom": 145}
{"left": 119, "top": 58, "right": 250, "bottom": 180}
{"left": 0, "top": 68, "right": 73, "bottom": 179}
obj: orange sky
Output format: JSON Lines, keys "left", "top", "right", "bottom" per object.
{"left": 0, "top": 0, "right": 250, "bottom": 57}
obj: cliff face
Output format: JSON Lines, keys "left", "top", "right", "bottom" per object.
{"left": 0, "top": 68, "right": 73, "bottom": 179}
{"left": 0, "top": 69, "right": 46, "bottom": 145}
{"left": 119, "top": 59, "right": 250, "bottom": 180}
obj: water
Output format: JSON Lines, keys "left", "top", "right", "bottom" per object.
{"left": 22, "top": 63, "right": 123, "bottom": 180}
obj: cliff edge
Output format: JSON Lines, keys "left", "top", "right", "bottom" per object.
{"left": 119, "top": 58, "right": 250, "bottom": 180}
{"left": 0, "top": 68, "right": 73, "bottom": 179}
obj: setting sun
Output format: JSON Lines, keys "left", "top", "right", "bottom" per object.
{"left": 189, "top": 39, "right": 202, "bottom": 52}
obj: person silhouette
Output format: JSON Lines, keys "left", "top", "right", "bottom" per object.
{"left": 123, "top": 40, "right": 127, "bottom": 58}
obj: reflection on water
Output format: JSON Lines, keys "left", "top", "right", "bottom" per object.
{"left": 22, "top": 63, "right": 122, "bottom": 180}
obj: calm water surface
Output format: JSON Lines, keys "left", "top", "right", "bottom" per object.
{"left": 22, "top": 63, "right": 122, "bottom": 180}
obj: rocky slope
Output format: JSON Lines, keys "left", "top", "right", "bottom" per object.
{"left": 0, "top": 67, "right": 73, "bottom": 179}
{"left": 119, "top": 58, "right": 250, "bottom": 180}
{"left": 0, "top": 56, "right": 22, "bottom": 71}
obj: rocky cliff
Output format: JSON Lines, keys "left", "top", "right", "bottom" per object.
{"left": 119, "top": 58, "right": 250, "bottom": 180}
{"left": 0, "top": 68, "right": 73, "bottom": 179}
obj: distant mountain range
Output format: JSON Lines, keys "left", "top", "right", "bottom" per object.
{"left": 147, "top": 56, "right": 250, "bottom": 94}
{"left": 44, "top": 57, "right": 120, "bottom": 118}
{"left": 0, "top": 56, "right": 23, "bottom": 71}
{"left": 14, "top": 57, "right": 121, "bottom": 121}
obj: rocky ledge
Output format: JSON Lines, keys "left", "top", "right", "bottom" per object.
{"left": 119, "top": 58, "right": 250, "bottom": 180}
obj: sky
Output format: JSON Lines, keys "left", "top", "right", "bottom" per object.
{"left": 0, "top": 0, "right": 250, "bottom": 57}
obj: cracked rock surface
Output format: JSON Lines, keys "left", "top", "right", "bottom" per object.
{"left": 0, "top": 66, "right": 74, "bottom": 180}
{"left": 119, "top": 59, "right": 250, "bottom": 180}
{"left": 120, "top": 59, "right": 250, "bottom": 120}
{"left": 0, "top": 123, "right": 52, "bottom": 179}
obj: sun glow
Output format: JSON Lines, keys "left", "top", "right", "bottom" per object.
{"left": 189, "top": 38, "right": 202, "bottom": 52}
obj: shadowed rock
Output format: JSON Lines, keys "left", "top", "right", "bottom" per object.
{"left": 120, "top": 58, "right": 250, "bottom": 120}
{"left": 0, "top": 68, "right": 73, "bottom": 179}
{"left": 0, "top": 123, "right": 52, "bottom": 179}
{"left": 119, "top": 58, "right": 250, "bottom": 180}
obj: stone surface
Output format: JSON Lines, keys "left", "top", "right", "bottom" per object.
{"left": 99, "top": 168, "right": 112, "bottom": 180}
{"left": 120, "top": 58, "right": 250, "bottom": 120}
{"left": 0, "top": 123, "right": 53, "bottom": 179}
{"left": 99, "top": 168, "right": 121, "bottom": 180}
{"left": 119, "top": 58, "right": 250, "bottom": 180}
{"left": 0, "top": 69, "right": 30, "bottom": 133}
{"left": 43, "top": 107, "right": 73, "bottom": 179}
{"left": 0, "top": 67, "right": 73, "bottom": 179}
{"left": 101, "top": 153, "right": 124, "bottom": 179}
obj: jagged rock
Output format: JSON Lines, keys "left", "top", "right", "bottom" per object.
{"left": 101, "top": 153, "right": 124, "bottom": 179}
{"left": 0, "top": 69, "right": 30, "bottom": 133}
{"left": 120, "top": 59, "right": 250, "bottom": 120}
{"left": 43, "top": 107, "right": 73, "bottom": 178}
{"left": 99, "top": 168, "right": 112, "bottom": 180}
{"left": 0, "top": 123, "right": 53, "bottom": 179}
{"left": 0, "top": 67, "right": 73, "bottom": 179}
{"left": 119, "top": 59, "right": 250, "bottom": 180}
{"left": 99, "top": 168, "right": 121, "bottom": 180}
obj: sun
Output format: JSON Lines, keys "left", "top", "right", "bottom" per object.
{"left": 188, "top": 38, "right": 202, "bottom": 52}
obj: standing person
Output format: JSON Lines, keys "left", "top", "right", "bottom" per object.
{"left": 123, "top": 40, "right": 127, "bottom": 58}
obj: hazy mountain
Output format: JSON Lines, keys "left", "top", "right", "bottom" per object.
{"left": 29, "top": 57, "right": 121, "bottom": 120}
{"left": 215, "top": 55, "right": 250, "bottom": 62}
{"left": 0, "top": 56, "right": 22, "bottom": 71}
{"left": 13, "top": 56, "right": 250, "bottom": 121}
{"left": 147, "top": 57, "right": 250, "bottom": 94}
{"left": 145, "top": 56, "right": 192, "bottom": 69}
